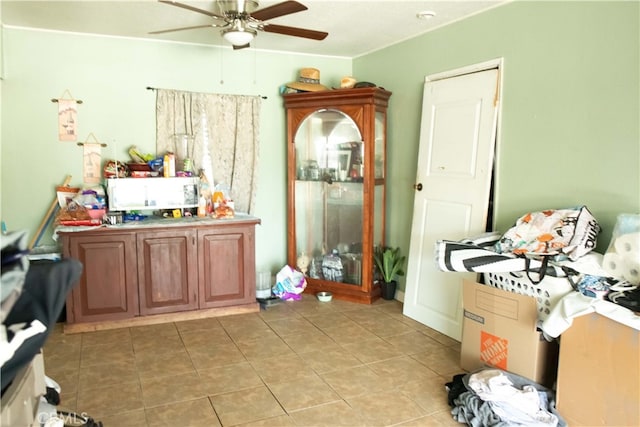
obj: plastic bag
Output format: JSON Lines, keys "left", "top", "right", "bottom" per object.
{"left": 602, "top": 214, "right": 640, "bottom": 284}
{"left": 272, "top": 265, "right": 307, "bottom": 301}
{"left": 495, "top": 206, "right": 600, "bottom": 261}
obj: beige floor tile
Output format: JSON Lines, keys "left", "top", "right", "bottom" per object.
{"left": 45, "top": 298, "right": 461, "bottom": 426}
{"left": 250, "top": 353, "right": 318, "bottom": 386}
{"left": 76, "top": 380, "right": 144, "bottom": 419}
{"left": 320, "top": 322, "right": 379, "bottom": 345}
{"left": 129, "top": 322, "right": 179, "bottom": 339}
{"left": 368, "top": 355, "right": 439, "bottom": 387}
{"left": 234, "top": 414, "right": 297, "bottom": 426}
{"left": 289, "top": 400, "right": 365, "bottom": 426}
{"left": 347, "top": 390, "right": 427, "bottom": 426}
{"left": 301, "top": 347, "right": 363, "bottom": 374}
{"left": 341, "top": 336, "right": 404, "bottom": 363}
{"left": 224, "top": 325, "right": 279, "bottom": 343}
{"left": 97, "top": 408, "right": 149, "bottom": 427}
{"left": 341, "top": 307, "right": 385, "bottom": 325}
{"left": 418, "top": 326, "right": 462, "bottom": 347}
{"left": 78, "top": 359, "right": 139, "bottom": 391}
{"left": 257, "top": 305, "right": 300, "bottom": 322}
{"left": 198, "top": 362, "right": 264, "bottom": 395}
{"left": 187, "top": 341, "right": 247, "bottom": 370}
{"left": 44, "top": 328, "right": 82, "bottom": 349}
{"left": 140, "top": 372, "right": 207, "bottom": 408}
{"left": 320, "top": 365, "right": 396, "bottom": 399}
{"left": 180, "top": 327, "right": 233, "bottom": 348}
{"left": 303, "top": 311, "right": 352, "bottom": 329}
{"left": 289, "top": 301, "right": 338, "bottom": 317}
{"left": 175, "top": 317, "right": 222, "bottom": 332}
{"left": 80, "top": 341, "right": 135, "bottom": 368}
{"left": 132, "top": 331, "right": 185, "bottom": 355}
{"left": 375, "top": 300, "right": 405, "bottom": 316}
{"left": 397, "top": 376, "right": 453, "bottom": 415}
{"left": 264, "top": 317, "right": 318, "bottom": 337}
{"left": 411, "top": 346, "right": 462, "bottom": 377}
{"left": 281, "top": 330, "right": 340, "bottom": 354}
{"left": 235, "top": 335, "right": 295, "bottom": 361}
{"left": 43, "top": 344, "right": 81, "bottom": 372}
{"left": 81, "top": 328, "right": 132, "bottom": 347}
{"left": 396, "top": 409, "right": 461, "bottom": 426}
{"left": 57, "top": 392, "right": 77, "bottom": 414}
{"left": 145, "top": 397, "right": 221, "bottom": 427}
{"left": 209, "top": 385, "right": 285, "bottom": 426}
{"left": 384, "top": 330, "right": 444, "bottom": 355}
{"left": 218, "top": 313, "right": 265, "bottom": 330}
{"left": 268, "top": 374, "right": 341, "bottom": 412}
{"left": 362, "top": 317, "right": 418, "bottom": 338}
{"left": 135, "top": 347, "right": 196, "bottom": 379}
{"left": 45, "top": 367, "right": 80, "bottom": 395}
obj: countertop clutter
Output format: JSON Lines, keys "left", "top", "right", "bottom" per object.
{"left": 55, "top": 145, "right": 240, "bottom": 229}
{"left": 55, "top": 172, "right": 238, "bottom": 228}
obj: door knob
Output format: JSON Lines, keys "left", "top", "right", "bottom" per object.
{"left": 414, "top": 183, "right": 423, "bottom": 191}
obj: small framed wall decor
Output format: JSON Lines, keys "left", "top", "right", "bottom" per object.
{"left": 52, "top": 89, "right": 83, "bottom": 142}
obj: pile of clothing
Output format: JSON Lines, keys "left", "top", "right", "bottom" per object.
{"left": 446, "top": 368, "right": 566, "bottom": 427}
{"left": 436, "top": 209, "right": 640, "bottom": 337}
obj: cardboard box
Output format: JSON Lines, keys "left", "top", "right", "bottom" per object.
{"left": 460, "top": 279, "right": 558, "bottom": 387}
{"left": 556, "top": 313, "right": 640, "bottom": 426}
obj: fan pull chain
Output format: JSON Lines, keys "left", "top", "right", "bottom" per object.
{"left": 219, "top": 47, "right": 224, "bottom": 85}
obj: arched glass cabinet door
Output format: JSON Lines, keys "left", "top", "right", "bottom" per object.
{"left": 293, "top": 109, "right": 367, "bottom": 285}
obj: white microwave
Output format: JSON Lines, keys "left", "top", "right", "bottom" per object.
{"left": 106, "top": 177, "right": 199, "bottom": 211}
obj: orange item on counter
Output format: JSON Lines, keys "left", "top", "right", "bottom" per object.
{"left": 212, "top": 191, "right": 224, "bottom": 204}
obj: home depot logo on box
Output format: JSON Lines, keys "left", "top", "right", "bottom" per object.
{"left": 480, "top": 330, "right": 508, "bottom": 370}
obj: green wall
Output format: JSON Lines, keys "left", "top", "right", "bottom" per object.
{"left": 0, "top": 29, "right": 350, "bottom": 273}
{"left": 2, "top": 1, "right": 638, "bottom": 292}
{"left": 355, "top": 1, "right": 639, "bottom": 292}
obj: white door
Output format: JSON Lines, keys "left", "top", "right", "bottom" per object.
{"left": 403, "top": 65, "right": 501, "bottom": 341}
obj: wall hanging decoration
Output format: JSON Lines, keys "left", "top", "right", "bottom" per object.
{"left": 51, "top": 89, "right": 83, "bottom": 142}
{"left": 77, "top": 133, "right": 106, "bottom": 185}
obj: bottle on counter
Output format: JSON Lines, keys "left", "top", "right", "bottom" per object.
{"left": 163, "top": 152, "right": 176, "bottom": 177}
{"left": 197, "top": 196, "right": 207, "bottom": 217}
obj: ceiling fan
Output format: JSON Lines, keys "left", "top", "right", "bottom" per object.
{"left": 150, "top": 0, "right": 328, "bottom": 49}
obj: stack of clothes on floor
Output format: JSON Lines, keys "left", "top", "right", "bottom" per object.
{"left": 445, "top": 368, "right": 566, "bottom": 427}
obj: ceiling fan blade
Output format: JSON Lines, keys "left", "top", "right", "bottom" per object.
{"left": 158, "top": 0, "right": 225, "bottom": 20}
{"left": 149, "top": 24, "right": 219, "bottom": 35}
{"left": 251, "top": 1, "right": 307, "bottom": 21}
{"left": 263, "top": 24, "right": 328, "bottom": 40}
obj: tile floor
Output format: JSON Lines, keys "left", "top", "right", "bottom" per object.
{"left": 43, "top": 295, "right": 464, "bottom": 426}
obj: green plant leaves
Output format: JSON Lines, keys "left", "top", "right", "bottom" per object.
{"left": 373, "top": 246, "right": 406, "bottom": 283}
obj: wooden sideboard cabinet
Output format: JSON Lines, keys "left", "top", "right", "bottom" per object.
{"left": 59, "top": 216, "right": 260, "bottom": 329}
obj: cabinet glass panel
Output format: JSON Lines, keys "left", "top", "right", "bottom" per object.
{"left": 294, "top": 109, "right": 363, "bottom": 286}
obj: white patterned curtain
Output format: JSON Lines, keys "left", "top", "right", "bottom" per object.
{"left": 155, "top": 89, "right": 261, "bottom": 214}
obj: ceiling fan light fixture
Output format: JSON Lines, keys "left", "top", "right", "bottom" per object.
{"left": 223, "top": 28, "right": 256, "bottom": 46}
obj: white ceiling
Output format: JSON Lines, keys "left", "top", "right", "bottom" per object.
{"left": 1, "top": 0, "right": 508, "bottom": 58}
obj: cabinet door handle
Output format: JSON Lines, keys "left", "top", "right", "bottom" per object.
{"left": 413, "top": 183, "right": 423, "bottom": 191}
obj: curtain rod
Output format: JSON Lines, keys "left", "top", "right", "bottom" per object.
{"left": 146, "top": 86, "right": 267, "bottom": 99}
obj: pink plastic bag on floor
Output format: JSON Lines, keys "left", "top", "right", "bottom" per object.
{"left": 272, "top": 265, "right": 306, "bottom": 301}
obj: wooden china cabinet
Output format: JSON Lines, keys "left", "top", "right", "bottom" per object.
{"left": 283, "top": 87, "right": 392, "bottom": 303}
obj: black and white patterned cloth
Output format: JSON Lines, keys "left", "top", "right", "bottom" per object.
{"left": 435, "top": 232, "right": 566, "bottom": 277}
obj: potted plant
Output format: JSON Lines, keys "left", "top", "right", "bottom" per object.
{"left": 373, "top": 246, "right": 406, "bottom": 300}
